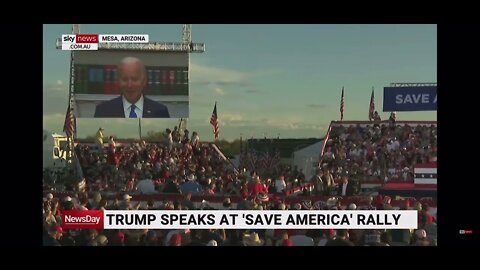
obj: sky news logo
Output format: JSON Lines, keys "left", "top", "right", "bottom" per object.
{"left": 61, "top": 34, "right": 149, "bottom": 50}
{"left": 62, "top": 210, "right": 103, "bottom": 229}
{"left": 62, "top": 34, "right": 98, "bottom": 51}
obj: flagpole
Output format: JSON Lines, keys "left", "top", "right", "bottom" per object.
{"left": 178, "top": 118, "right": 184, "bottom": 140}
{"left": 340, "top": 86, "right": 345, "bottom": 121}
{"left": 66, "top": 47, "right": 73, "bottom": 165}
{"left": 210, "top": 101, "right": 219, "bottom": 141}
{"left": 138, "top": 118, "right": 142, "bottom": 140}
{"left": 215, "top": 101, "right": 217, "bottom": 142}
{"left": 65, "top": 24, "right": 78, "bottom": 175}
{"left": 178, "top": 118, "right": 183, "bottom": 132}
{"left": 369, "top": 87, "right": 375, "bottom": 121}
{"left": 240, "top": 133, "right": 243, "bottom": 154}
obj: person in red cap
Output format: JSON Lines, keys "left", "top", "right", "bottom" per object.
{"left": 317, "top": 229, "right": 335, "bottom": 246}
{"left": 418, "top": 203, "right": 435, "bottom": 229}
{"left": 250, "top": 176, "right": 267, "bottom": 195}
{"left": 325, "top": 229, "right": 354, "bottom": 246}
{"left": 110, "top": 231, "right": 125, "bottom": 246}
{"left": 44, "top": 225, "right": 64, "bottom": 246}
{"left": 282, "top": 239, "right": 293, "bottom": 246}
{"left": 169, "top": 234, "right": 182, "bottom": 246}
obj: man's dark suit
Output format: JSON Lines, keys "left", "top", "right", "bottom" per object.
{"left": 337, "top": 182, "right": 354, "bottom": 196}
{"left": 94, "top": 96, "right": 170, "bottom": 118}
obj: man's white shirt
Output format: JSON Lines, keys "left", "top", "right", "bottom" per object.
{"left": 123, "top": 95, "right": 144, "bottom": 118}
{"left": 342, "top": 183, "right": 347, "bottom": 196}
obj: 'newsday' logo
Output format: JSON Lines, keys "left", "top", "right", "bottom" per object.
{"left": 62, "top": 210, "right": 103, "bottom": 229}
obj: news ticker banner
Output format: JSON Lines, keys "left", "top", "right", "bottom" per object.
{"left": 383, "top": 86, "right": 437, "bottom": 112}
{"left": 61, "top": 34, "right": 149, "bottom": 50}
{"left": 61, "top": 210, "right": 418, "bottom": 230}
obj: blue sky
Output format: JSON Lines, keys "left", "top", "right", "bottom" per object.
{"left": 43, "top": 24, "right": 437, "bottom": 141}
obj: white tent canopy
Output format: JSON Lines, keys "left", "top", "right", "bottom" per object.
{"left": 293, "top": 140, "right": 324, "bottom": 181}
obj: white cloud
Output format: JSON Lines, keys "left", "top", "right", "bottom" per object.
{"left": 266, "top": 118, "right": 302, "bottom": 129}
{"left": 206, "top": 112, "right": 247, "bottom": 127}
{"left": 190, "top": 63, "right": 247, "bottom": 86}
{"left": 249, "top": 68, "right": 285, "bottom": 78}
{"left": 44, "top": 80, "right": 68, "bottom": 92}
{"left": 213, "top": 87, "right": 226, "bottom": 96}
{"left": 308, "top": 125, "right": 325, "bottom": 131}
{"left": 263, "top": 118, "right": 326, "bottom": 131}
{"left": 190, "top": 63, "right": 285, "bottom": 87}
{"left": 43, "top": 113, "right": 64, "bottom": 121}
{"left": 222, "top": 113, "right": 243, "bottom": 122}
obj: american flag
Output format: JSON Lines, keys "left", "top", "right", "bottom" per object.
{"left": 414, "top": 163, "right": 437, "bottom": 189}
{"left": 210, "top": 102, "right": 219, "bottom": 139}
{"left": 369, "top": 88, "right": 375, "bottom": 121}
{"left": 340, "top": 87, "right": 345, "bottom": 121}
{"left": 63, "top": 104, "right": 76, "bottom": 138}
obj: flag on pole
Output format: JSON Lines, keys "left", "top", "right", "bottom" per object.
{"left": 63, "top": 104, "right": 76, "bottom": 138}
{"left": 414, "top": 163, "right": 437, "bottom": 188}
{"left": 210, "top": 102, "right": 219, "bottom": 139}
{"left": 340, "top": 87, "right": 345, "bottom": 121}
{"left": 369, "top": 87, "right": 375, "bottom": 121}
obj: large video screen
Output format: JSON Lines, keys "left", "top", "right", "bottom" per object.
{"left": 73, "top": 50, "right": 189, "bottom": 118}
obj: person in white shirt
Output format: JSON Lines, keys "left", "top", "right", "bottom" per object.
{"left": 322, "top": 168, "right": 335, "bottom": 195}
{"left": 274, "top": 175, "right": 287, "bottom": 193}
{"left": 289, "top": 230, "right": 314, "bottom": 246}
{"left": 337, "top": 175, "right": 354, "bottom": 196}
{"left": 191, "top": 131, "right": 200, "bottom": 147}
{"left": 136, "top": 179, "right": 157, "bottom": 194}
{"left": 165, "top": 128, "right": 173, "bottom": 149}
{"left": 108, "top": 136, "right": 116, "bottom": 154}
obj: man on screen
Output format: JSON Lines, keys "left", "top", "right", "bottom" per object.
{"left": 94, "top": 57, "right": 170, "bottom": 118}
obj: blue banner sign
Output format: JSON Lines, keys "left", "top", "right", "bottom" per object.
{"left": 383, "top": 86, "right": 437, "bottom": 111}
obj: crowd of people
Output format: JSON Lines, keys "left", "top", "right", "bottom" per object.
{"left": 67, "top": 127, "right": 316, "bottom": 198}
{"left": 43, "top": 121, "right": 437, "bottom": 246}
{"left": 320, "top": 122, "right": 437, "bottom": 184}
{"left": 43, "top": 190, "right": 437, "bottom": 246}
